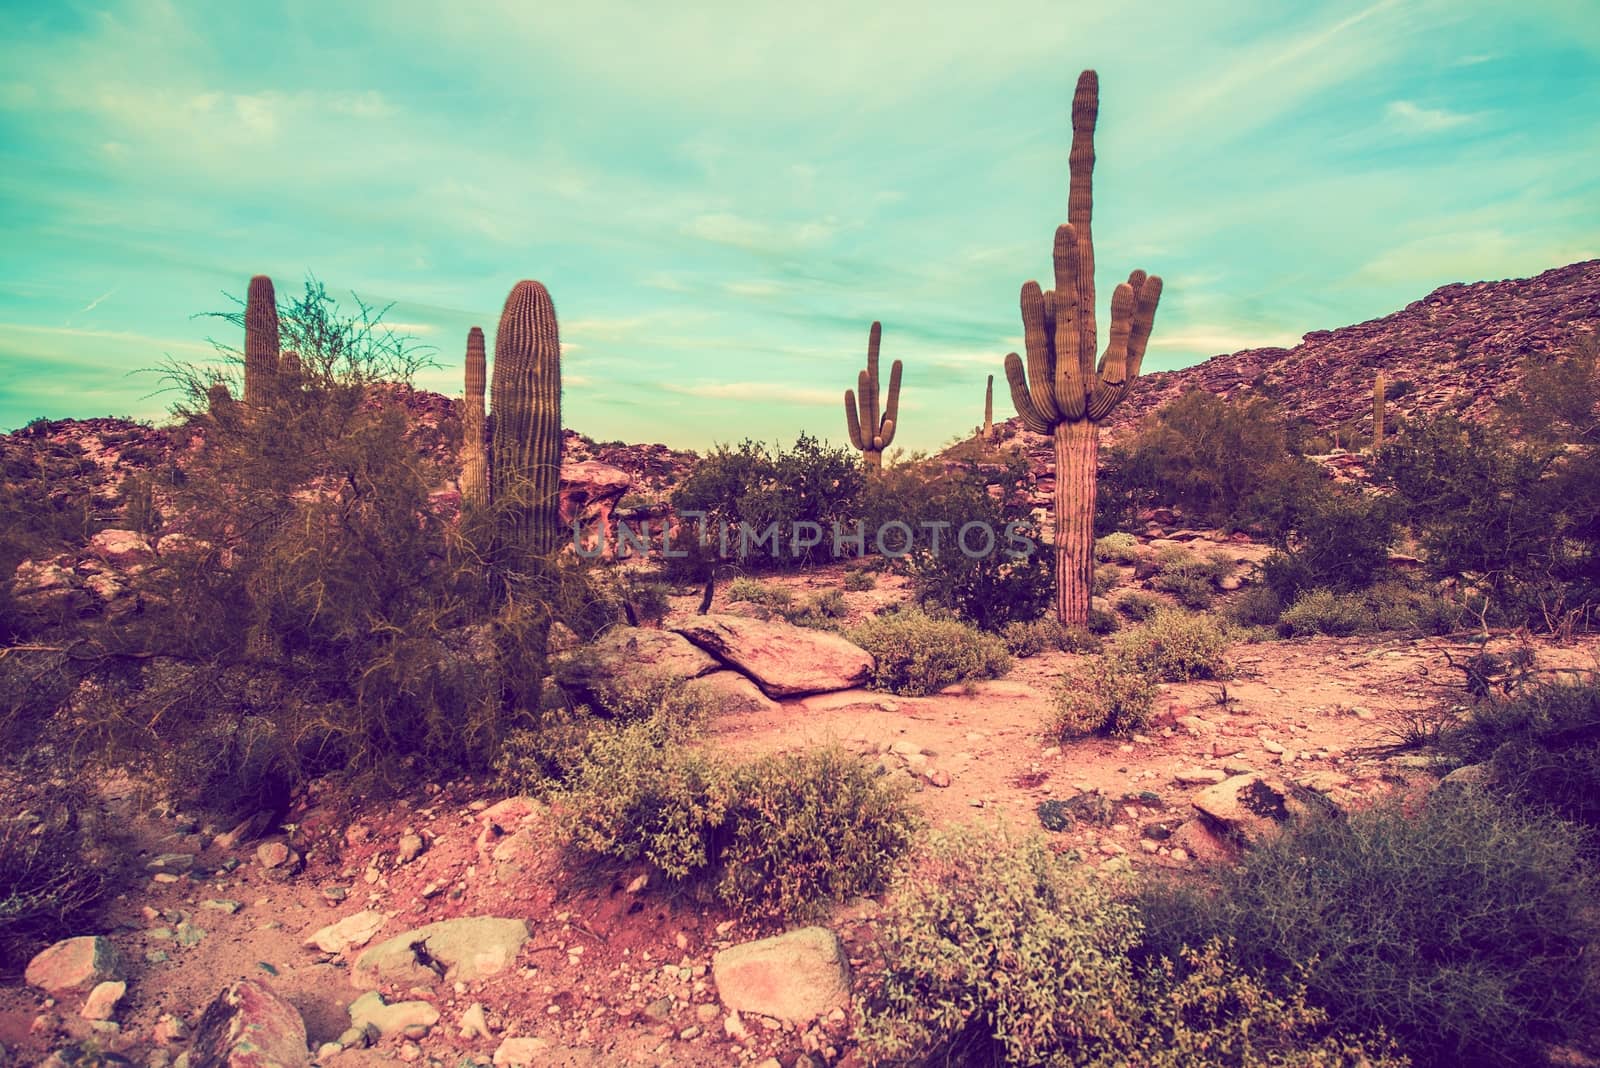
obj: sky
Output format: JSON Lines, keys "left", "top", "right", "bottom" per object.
{"left": 1, "top": 0, "right": 1597, "bottom": 452}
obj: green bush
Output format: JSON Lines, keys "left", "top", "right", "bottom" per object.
{"left": 1095, "top": 532, "right": 1142, "bottom": 565}
{"left": 1086, "top": 605, "right": 1121, "bottom": 635}
{"left": 784, "top": 588, "right": 849, "bottom": 630}
{"left": 1440, "top": 676, "right": 1600, "bottom": 843}
{"left": 1115, "top": 589, "right": 1163, "bottom": 622}
{"left": 1278, "top": 589, "right": 1370, "bottom": 637}
{"left": 1261, "top": 484, "right": 1398, "bottom": 600}
{"left": 1226, "top": 583, "right": 1283, "bottom": 627}
{"left": 1119, "top": 608, "right": 1231, "bottom": 681}
{"left": 850, "top": 609, "right": 1012, "bottom": 696}
{"left": 865, "top": 457, "right": 1055, "bottom": 630}
{"left": 718, "top": 748, "right": 920, "bottom": 920}
{"left": 556, "top": 729, "right": 916, "bottom": 917}
{"left": 1138, "top": 791, "right": 1600, "bottom": 1068}
{"left": 670, "top": 434, "right": 864, "bottom": 569}
{"left": 843, "top": 569, "right": 877, "bottom": 592}
{"left": 1120, "top": 391, "right": 1323, "bottom": 531}
{"left": 855, "top": 827, "right": 1400, "bottom": 1067}
{"left": 726, "top": 577, "right": 795, "bottom": 611}
{"left": 1002, "top": 618, "right": 1064, "bottom": 658}
{"left": 1052, "top": 655, "right": 1160, "bottom": 738}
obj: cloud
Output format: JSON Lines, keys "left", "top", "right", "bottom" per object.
{"left": 1385, "top": 99, "right": 1478, "bottom": 132}
{"left": 684, "top": 213, "right": 841, "bottom": 253}
{"left": 76, "top": 287, "right": 118, "bottom": 317}
{"left": 662, "top": 381, "right": 840, "bottom": 405}
{"left": 723, "top": 280, "right": 781, "bottom": 298}
{"left": 1148, "top": 330, "right": 1302, "bottom": 355}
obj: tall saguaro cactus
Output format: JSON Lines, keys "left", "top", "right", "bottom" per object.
{"left": 844, "top": 321, "right": 902, "bottom": 471}
{"left": 984, "top": 374, "right": 995, "bottom": 441}
{"left": 1373, "top": 372, "right": 1386, "bottom": 448}
{"left": 1004, "top": 70, "right": 1164, "bottom": 627}
{"left": 489, "top": 281, "right": 563, "bottom": 558}
{"left": 460, "top": 327, "right": 488, "bottom": 507}
{"left": 243, "top": 274, "right": 280, "bottom": 407}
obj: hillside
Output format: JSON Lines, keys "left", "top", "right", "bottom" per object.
{"left": 1090, "top": 259, "right": 1600, "bottom": 444}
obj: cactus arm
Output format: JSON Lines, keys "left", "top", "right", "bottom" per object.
{"left": 845, "top": 388, "right": 865, "bottom": 450}
{"left": 879, "top": 358, "right": 902, "bottom": 447}
{"left": 857, "top": 370, "right": 872, "bottom": 435}
{"left": 1005, "top": 352, "right": 1054, "bottom": 435}
{"left": 1124, "top": 273, "right": 1163, "bottom": 382}
{"left": 1020, "top": 281, "right": 1063, "bottom": 423}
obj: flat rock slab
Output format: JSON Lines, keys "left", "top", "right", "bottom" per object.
{"left": 304, "top": 910, "right": 387, "bottom": 954}
{"left": 712, "top": 926, "right": 850, "bottom": 1024}
{"left": 190, "top": 979, "right": 310, "bottom": 1068}
{"left": 26, "top": 935, "right": 123, "bottom": 994}
{"left": 670, "top": 615, "right": 873, "bottom": 697}
{"left": 688, "top": 669, "right": 781, "bottom": 714}
{"left": 799, "top": 689, "right": 909, "bottom": 714}
{"left": 351, "top": 916, "right": 530, "bottom": 989}
{"left": 558, "top": 626, "right": 720, "bottom": 688}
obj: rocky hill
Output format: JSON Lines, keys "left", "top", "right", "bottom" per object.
{"left": 1090, "top": 258, "right": 1600, "bottom": 445}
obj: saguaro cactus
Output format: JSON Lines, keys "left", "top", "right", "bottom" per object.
{"left": 243, "top": 274, "right": 279, "bottom": 407}
{"left": 984, "top": 374, "right": 995, "bottom": 441}
{"left": 1003, "top": 70, "right": 1164, "bottom": 627}
{"left": 460, "top": 327, "right": 488, "bottom": 507}
{"left": 489, "top": 281, "right": 563, "bottom": 558}
{"left": 844, "top": 321, "right": 902, "bottom": 471}
{"left": 1373, "top": 372, "right": 1386, "bottom": 448}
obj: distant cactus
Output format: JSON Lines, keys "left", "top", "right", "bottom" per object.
{"left": 489, "top": 281, "right": 563, "bottom": 558}
{"left": 243, "top": 275, "right": 279, "bottom": 407}
{"left": 276, "top": 350, "right": 302, "bottom": 404}
{"left": 1002, "top": 70, "right": 1163, "bottom": 627}
{"left": 1373, "top": 372, "right": 1386, "bottom": 448}
{"left": 984, "top": 374, "right": 995, "bottom": 441}
{"left": 207, "top": 378, "right": 234, "bottom": 418}
{"left": 844, "top": 321, "right": 902, "bottom": 471}
{"left": 460, "top": 327, "right": 488, "bottom": 507}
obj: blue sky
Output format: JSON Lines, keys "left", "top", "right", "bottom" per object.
{"left": 2, "top": 0, "right": 1597, "bottom": 451}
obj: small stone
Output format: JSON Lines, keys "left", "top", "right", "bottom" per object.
{"left": 625, "top": 873, "right": 649, "bottom": 894}
{"left": 924, "top": 768, "right": 952, "bottom": 788}
{"left": 494, "top": 1036, "right": 551, "bottom": 1065}
{"left": 695, "top": 1003, "right": 719, "bottom": 1023}
{"left": 460, "top": 1001, "right": 492, "bottom": 1039}
{"left": 256, "top": 841, "right": 291, "bottom": 869}
{"left": 145, "top": 853, "right": 195, "bottom": 874}
{"left": 200, "top": 899, "right": 243, "bottom": 914}
{"left": 1174, "top": 768, "right": 1227, "bottom": 786}
{"left": 80, "top": 980, "right": 126, "bottom": 1021}
{"left": 397, "top": 833, "right": 426, "bottom": 863}
{"left": 25, "top": 936, "right": 123, "bottom": 994}
{"left": 153, "top": 1012, "right": 190, "bottom": 1044}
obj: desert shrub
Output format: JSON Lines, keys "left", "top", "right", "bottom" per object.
{"left": 621, "top": 576, "right": 672, "bottom": 626}
{"left": 1086, "top": 605, "right": 1121, "bottom": 634}
{"left": 1278, "top": 588, "right": 1370, "bottom": 637}
{"left": 850, "top": 609, "right": 1012, "bottom": 696}
{"left": 1138, "top": 790, "right": 1600, "bottom": 1068}
{"left": 1052, "top": 655, "right": 1159, "bottom": 738}
{"left": 855, "top": 827, "right": 1142, "bottom": 1065}
{"left": 557, "top": 729, "right": 915, "bottom": 917}
{"left": 1227, "top": 583, "right": 1283, "bottom": 627}
{"left": 843, "top": 569, "right": 877, "bottom": 592}
{"left": 1119, "top": 608, "right": 1230, "bottom": 681}
{"left": 670, "top": 434, "right": 863, "bottom": 569}
{"left": 1002, "top": 618, "right": 1061, "bottom": 658}
{"left": 0, "top": 774, "right": 115, "bottom": 972}
{"left": 1121, "top": 391, "right": 1322, "bottom": 530}
{"left": 1376, "top": 414, "right": 1600, "bottom": 624}
{"left": 1261, "top": 482, "right": 1398, "bottom": 601}
{"left": 855, "top": 827, "right": 1399, "bottom": 1067}
{"left": 717, "top": 748, "right": 920, "bottom": 919}
{"left": 784, "top": 588, "right": 849, "bottom": 630}
{"left": 1116, "top": 589, "right": 1164, "bottom": 622}
{"left": 726, "top": 577, "right": 794, "bottom": 611}
{"left": 1095, "top": 531, "right": 1142, "bottom": 565}
{"left": 1364, "top": 582, "right": 1464, "bottom": 635}
{"left": 1092, "top": 562, "right": 1123, "bottom": 596}
{"left": 1440, "top": 675, "right": 1600, "bottom": 842}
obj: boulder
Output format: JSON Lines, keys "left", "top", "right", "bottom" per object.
{"left": 190, "top": 979, "right": 309, "bottom": 1068}
{"left": 351, "top": 916, "right": 530, "bottom": 989}
{"left": 711, "top": 926, "right": 850, "bottom": 1024}
{"left": 1191, "top": 773, "right": 1311, "bottom": 840}
{"left": 87, "top": 529, "right": 155, "bottom": 568}
{"left": 561, "top": 460, "right": 633, "bottom": 557}
{"left": 688, "top": 670, "right": 781, "bottom": 714}
{"left": 670, "top": 615, "right": 873, "bottom": 697}
{"left": 25, "top": 936, "right": 123, "bottom": 994}
{"left": 557, "top": 627, "right": 720, "bottom": 693}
